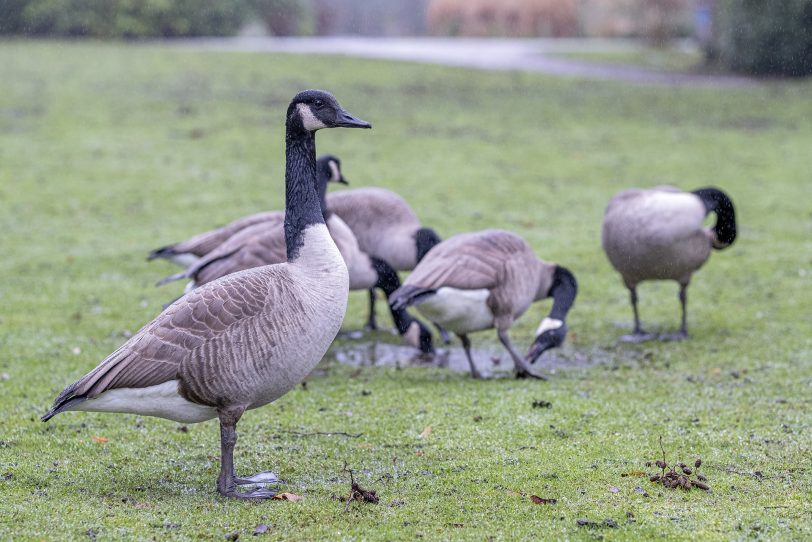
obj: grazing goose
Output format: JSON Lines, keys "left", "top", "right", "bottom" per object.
{"left": 157, "top": 166, "right": 435, "bottom": 353}
{"left": 326, "top": 187, "right": 442, "bottom": 331}
{"left": 42, "top": 90, "right": 371, "bottom": 500}
{"left": 147, "top": 155, "right": 347, "bottom": 267}
{"left": 601, "top": 185, "right": 737, "bottom": 342}
{"left": 389, "top": 229, "right": 577, "bottom": 379}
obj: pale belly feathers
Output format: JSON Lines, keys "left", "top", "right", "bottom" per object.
{"left": 415, "top": 287, "right": 494, "bottom": 335}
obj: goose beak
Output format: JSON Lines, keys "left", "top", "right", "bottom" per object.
{"left": 335, "top": 109, "right": 371, "bottom": 129}
{"left": 338, "top": 175, "right": 349, "bottom": 185}
{"left": 524, "top": 325, "right": 566, "bottom": 365}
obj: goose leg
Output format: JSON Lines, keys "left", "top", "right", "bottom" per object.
{"left": 217, "top": 406, "right": 277, "bottom": 500}
{"left": 620, "top": 286, "right": 656, "bottom": 343}
{"left": 498, "top": 329, "right": 547, "bottom": 380}
{"left": 364, "top": 288, "right": 378, "bottom": 331}
{"left": 660, "top": 284, "right": 689, "bottom": 341}
{"left": 434, "top": 322, "right": 452, "bottom": 344}
{"left": 459, "top": 334, "right": 483, "bottom": 379}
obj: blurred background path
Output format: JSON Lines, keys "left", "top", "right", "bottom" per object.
{"left": 172, "top": 36, "right": 756, "bottom": 87}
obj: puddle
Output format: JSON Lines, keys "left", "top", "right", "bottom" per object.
{"left": 326, "top": 330, "right": 612, "bottom": 377}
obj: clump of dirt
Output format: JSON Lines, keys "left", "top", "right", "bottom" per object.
{"left": 646, "top": 437, "right": 709, "bottom": 491}
{"left": 341, "top": 464, "right": 379, "bottom": 510}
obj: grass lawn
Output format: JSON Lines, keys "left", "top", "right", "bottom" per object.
{"left": 1, "top": 41, "right": 810, "bottom": 541}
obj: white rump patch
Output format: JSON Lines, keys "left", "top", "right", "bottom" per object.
{"left": 297, "top": 103, "right": 326, "bottom": 131}
{"left": 71, "top": 380, "right": 218, "bottom": 424}
{"left": 168, "top": 253, "right": 200, "bottom": 268}
{"left": 535, "top": 317, "right": 563, "bottom": 336}
{"left": 328, "top": 160, "right": 341, "bottom": 183}
{"left": 416, "top": 287, "right": 493, "bottom": 335}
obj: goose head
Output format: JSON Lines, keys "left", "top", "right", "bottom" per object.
{"left": 525, "top": 318, "right": 568, "bottom": 365}
{"left": 525, "top": 265, "right": 577, "bottom": 364}
{"left": 318, "top": 155, "right": 348, "bottom": 185}
{"left": 287, "top": 90, "right": 372, "bottom": 133}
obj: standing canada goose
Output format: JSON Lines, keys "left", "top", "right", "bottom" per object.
{"left": 389, "top": 229, "right": 577, "bottom": 379}
{"left": 326, "top": 187, "right": 442, "bottom": 331}
{"left": 147, "top": 155, "right": 347, "bottom": 267}
{"left": 156, "top": 165, "right": 435, "bottom": 353}
{"left": 42, "top": 90, "right": 371, "bottom": 500}
{"left": 601, "top": 185, "right": 737, "bottom": 342}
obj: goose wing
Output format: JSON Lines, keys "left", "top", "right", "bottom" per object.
{"left": 403, "top": 229, "right": 530, "bottom": 291}
{"left": 185, "top": 221, "right": 288, "bottom": 287}
{"left": 44, "top": 269, "right": 276, "bottom": 418}
{"left": 150, "top": 211, "right": 283, "bottom": 259}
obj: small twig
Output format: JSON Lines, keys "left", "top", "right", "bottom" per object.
{"left": 282, "top": 430, "right": 362, "bottom": 438}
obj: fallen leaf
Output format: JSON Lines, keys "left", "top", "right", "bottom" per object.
{"left": 273, "top": 492, "right": 303, "bottom": 501}
{"left": 608, "top": 487, "right": 620, "bottom": 493}
{"left": 419, "top": 425, "right": 432, "bottom": 438}
{"left": 506, "top": 490, "right": 522, "bottom": 497}
{"left": 711, "top": 367, "right": 722, "bottom": 375}
{"left": 530, "top": 495, "right": 557, "bottom": 505}
{"left": 415, "top": 450, "right": 424, "bottom": 457}
{"left": 621, "top": 471, "right": 646, "bottom": 477}
{"left": 91, "top": 436, "right": 108, "bottom": 444}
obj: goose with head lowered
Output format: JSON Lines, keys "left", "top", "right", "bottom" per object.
{"left": 326, "top": 187, "right": 442, "bottom": 332}
{"left": 42, "top": 90, "right": 371, "bottom": 500}
{"left": 389, "top": 229, "right": 577, "bottom": 379}
{"left": 156, "top": 160, "right": 435, "bottom": 354}
{"left": 146, "top": 155, "right": 348, "bottom": 268}
{"left": 601, "top": 185, "right": 737, "bottom": 342}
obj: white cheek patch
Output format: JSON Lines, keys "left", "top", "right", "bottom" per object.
{"left": 328, "top": 160, "right": 340, "bottom": 183}
{"left": 535, "top": 317, "right": 563, "bottom": 336}
{"left": 297, "top": 103, "right": 326, "bottom": 131}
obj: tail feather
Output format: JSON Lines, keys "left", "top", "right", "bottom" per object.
{"left": 147, "top": 244, "right": 178, "bottom": 261}
{"left": 156, "top": 270, "right": 190, "bottom": 287}
{"left": 389, "top": 285, "right": 437, "bottom": 311}
{"left": 41, "top": 381, "right": 87, "bottom": 422}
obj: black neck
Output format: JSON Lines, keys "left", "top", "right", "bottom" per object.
{"left": 284, "top": 128, "right": 325, "bottom": 261}
{"left": 415, "top": 227, "right": 441, "bottom": 263}
{"left": 316, "top": 168, "right": 331, "bottom": 222}
{"left": 692, "top": 187, "right": 737, "bottom": 247}
{"left": 547, "top": 266, "right": 577, "bottom": 321}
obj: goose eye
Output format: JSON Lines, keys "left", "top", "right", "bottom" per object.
{"left": 313, "top": 99, "right": 324, "bottom": 108}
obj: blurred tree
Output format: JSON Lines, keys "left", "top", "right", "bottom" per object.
{"left": 251, "top": 0, "right": 312, "bottom": 36}
{"left": 717, "top": 0, "right": 812, "bottom": 76}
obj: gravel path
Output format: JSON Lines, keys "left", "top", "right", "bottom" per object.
{"left": 169, "top": 36, "right": 758, "bottom": 88}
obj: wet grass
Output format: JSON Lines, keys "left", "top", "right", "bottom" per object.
{"left": 1, "top": 40, "right": 811, "bottom": 540}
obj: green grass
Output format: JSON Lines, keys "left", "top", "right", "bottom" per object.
{"left": 1, "top": 40, "right": 811, "bottom": 541}
{"left": 552, "top": 47, "right": 706, "bottom": 73}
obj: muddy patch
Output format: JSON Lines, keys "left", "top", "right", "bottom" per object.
{"left": 327, "top": 332, "right": 609, "bottom": 376}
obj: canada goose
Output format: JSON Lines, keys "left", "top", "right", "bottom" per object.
{"left": 389, "top": 229, "right": 577, "bottom": 379}
{"left": 42, "top": 90, "right": 371, "bottom": 500}
{"left": 157, "top": 165, "right": 435, "bottom": 353}
{"left": 326, "top": 187, "right": 442, "bottom": 331}
{"left": 147, "top": 155, "right": 347, "bottom": 267}
{"left": 601, "top": 186, "right": 737, "bottom": 342}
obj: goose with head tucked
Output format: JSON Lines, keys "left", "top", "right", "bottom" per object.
{"left": 42, "top": 90, "right": 371, "bottom": 500}
{"left": 601, "top": 185, "right": 737, "bottom": 342}
{"left": 147, "top": 155, "right": 348, "bottom": 267}
{"left": 326, "top": 187, "right": 442, "bottom": 332}
{"left": 389, "top": 229, "right": 577, "bottom": 379}
{"left": 156, "top": 161, "right": 435, "bottom": 354}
